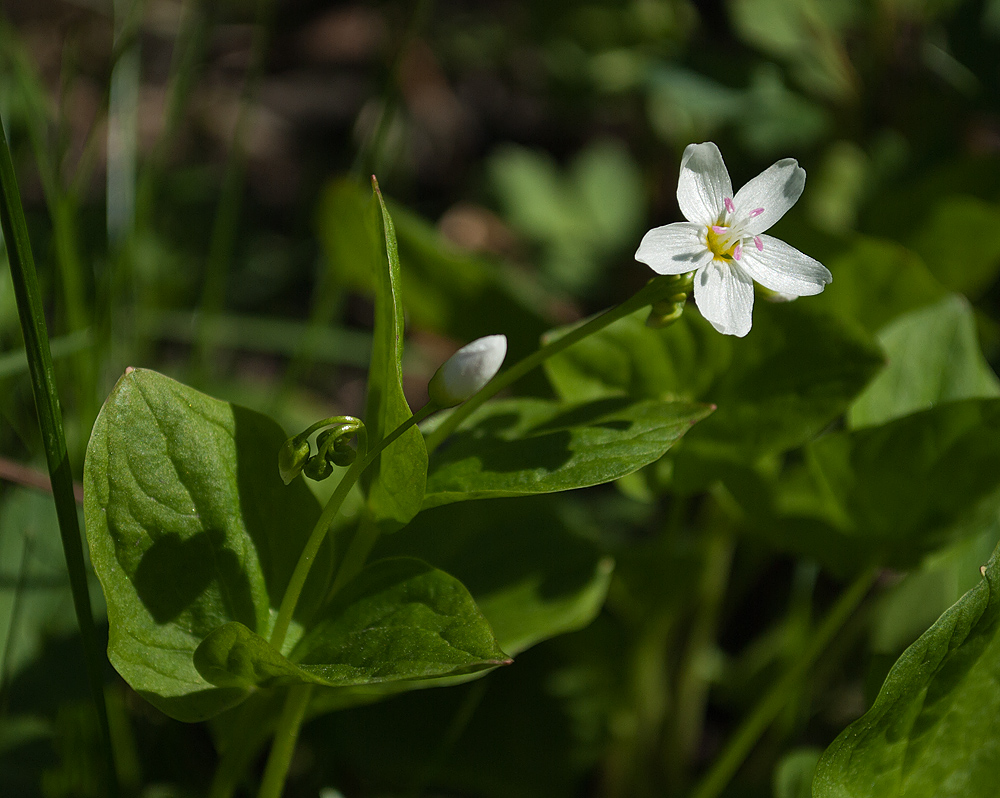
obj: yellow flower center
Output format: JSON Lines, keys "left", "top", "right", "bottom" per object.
{"left": 705, "top": 224, "right": 738, "bottom": 262}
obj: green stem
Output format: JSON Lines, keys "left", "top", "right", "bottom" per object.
{"left": 208, "top": 694, "right": 283, "bottom": 798}
{"left": 667, "top": 527, "right": 734, "bottom": 785}
{"left": 269, "top": 404, "right": 435, "bottom": 651}
{"left": 687, "top": 568, "right": 878, "bottom": 798}
{"left": 256, "top": 684, "right": 313, "bottom": 798}
{"left": 0, "top": 113, "right": 119, "bottom": 797}
{"left": 326, "top": 512, "right": 381, "bottom": 599}
{"left": 269, "top": 428, "right": 368, "bottom": 650}
{"left": 423, "top": 274, "right": 692, "bottom": 454}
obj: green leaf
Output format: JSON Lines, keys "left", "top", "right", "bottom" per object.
{"left": 378, "top": 496, "right": 614, "bottom": 655}
{"left": 545, "top": 302, "right": 883, "bottom": 492}
{"left": 809, "top": 236, "right": 946, "bottom": 334}
{"left": 422, "top": 396, "right": 713, "bottom": 508}
{"left": 911, "top": 195, "right": 1000, "bottom": 299}
{"left": 813, "top": 540, "right": 1000, "bottom": 797}
{"left": 251, "top": 496, "right": 616, "bottom": 720}
{"left": 746, "top": 399, "right": 1000, "bottom": 572}
{"left": 364, "top": 180, "right": 427, "bottom": 531}
{"left": 848, "top": 294, "right": 1000, "bottom": 428}
{"left": 194, "top": 558, "right": 509, "bottom": 689}
{"left": 83, "top": 368, "right": 332, "bottom": 722}
{"left": 676, "top": 303, "right": 882, "bottom": 467}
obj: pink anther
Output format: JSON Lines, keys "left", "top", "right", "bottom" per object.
{"left": 754, "top": 236, "right": 763, "bottom": 251}
{"left": 734, "top": 243, "right": 742, "bottom": 261}
{"left": 711, "top": 225, "right": 728, "bottom": 234}
{"left": 749, "top": 207, "right": 765, "bottom": 218}
{"left": 724, "top": 197, "right": 735, "bottom": 213}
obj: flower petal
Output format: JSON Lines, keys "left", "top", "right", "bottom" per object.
{"left": 732, "top": 158, "right": 805, "bottom": 235}
{"left": 739, "top": 235, "right": 832, "bottom": 297}
{"left": 677, "top": 142, "right": 733, "bottom": 226}
{"left": 635, "top": 222, "right": 711, "bottom": 275}
{"left": 693, "top": 261, "right": 754, "bottom": 337}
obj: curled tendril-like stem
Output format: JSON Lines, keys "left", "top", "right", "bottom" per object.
{"left": 278, "top": 416, "right": 364, "bottom": 484}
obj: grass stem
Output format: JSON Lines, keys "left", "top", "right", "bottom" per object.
{"left": 0, "top": 112, "right": 120, "bottom": 798}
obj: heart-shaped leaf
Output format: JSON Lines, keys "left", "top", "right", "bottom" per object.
{"left": 83, "top": 368, "right": 332, "bottom": 721}
{"left": 194, "top": 558, "right": 509, "bottom": 689}
{"left": 423, "top": 396, "right": 713, "bottom": 508}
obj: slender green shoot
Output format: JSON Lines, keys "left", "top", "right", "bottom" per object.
{"left": 0, "top": 112, "right": 119, "bottom": 797}
{"left": 256, "top": 684, "right": 314, "bottom": 798}
{"left": 687, "top": 568, "right": 878, "bottom": 798}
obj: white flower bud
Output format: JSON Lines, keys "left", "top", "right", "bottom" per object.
{"left": 428, "top": 334, "right": 507, "bottom": 408}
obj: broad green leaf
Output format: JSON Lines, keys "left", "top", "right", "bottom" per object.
{"left": 667, "top": 303, "right": 883, "bottom": 490}
{"left": 378, "top": 495, "right": 614, "bottom": 655}
{"left": 911, "top": 195, "right": 1000, "bottom": 298}
{"left": 743, "top": 399, "right": 1000, "bottom": 572}
{"left": 83, "top": 368, "right": 332, "bottom": 722}
{"left": 422, "top": 396, "right": 713, "bottom": 508}
{"left": 364, "top": 180, "right": 427, "bottom": 530}
{"left": 849, "top": 294, "right": 1000, "bottom": 428}
{"left": 813, "top": 540, "right": 1000, "bottom": 797}
{"left": 810, "top": 236, "right": 946, "bottom": 334}
{"left": 227, "top": 496, "right": 617, "bottom": 724}
{"left": 546, "top": 302, "right": 882, "bottom": 492}
{"left": 194, "top": 558, "right": 508, "bottom": 689}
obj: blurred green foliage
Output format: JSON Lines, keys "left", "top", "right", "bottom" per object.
{"left": 2, "top": 0, "right": 1000, "bottom": 796}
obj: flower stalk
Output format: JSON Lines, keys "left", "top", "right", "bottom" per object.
{"left": 424, "top": 272, "right": 693, "bottom": 454}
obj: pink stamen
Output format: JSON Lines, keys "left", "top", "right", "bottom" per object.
{"left": 734, "top": 243, "right": 742, "bottom": 261}
{"left": 724, "top": 197, "right": 735, "bottom": 213}
{"left": 749, "top": 207, "right": 765, "bottom": 218}
{"left": 711, "top": 225, "right": 728, "bottom": 234}
{"left": 754, "top": 236, "right": 763, "bottom": 252}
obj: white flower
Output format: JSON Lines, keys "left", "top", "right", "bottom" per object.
{"left": 428, "top": 334, "right": 507, "bottom": 408}
{"left": 635, "top": 142, "right": 832, "bottom": 337}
